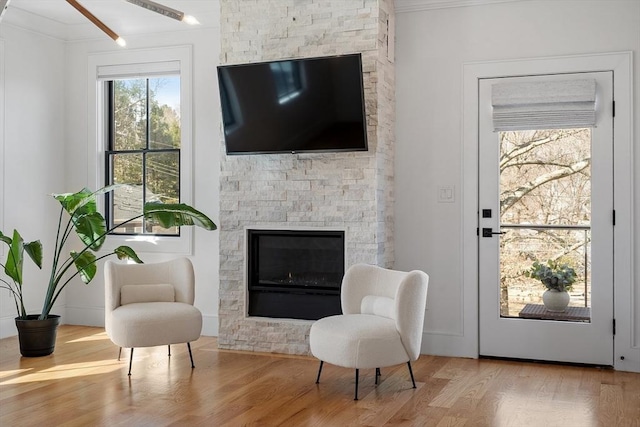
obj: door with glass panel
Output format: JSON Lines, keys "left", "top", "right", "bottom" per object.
{"left": 478, "top": 72, "right": 614, "bottom": 365}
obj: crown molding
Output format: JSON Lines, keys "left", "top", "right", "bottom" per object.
{"left": 395, "top": 0, "right": 529, "bottom": 13}
{"left": 2, "top": 7, "right": 67, "bottom": 40}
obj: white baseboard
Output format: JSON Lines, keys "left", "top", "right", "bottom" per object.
{"left": 201, "top": 314, "right": 218, "bottom": 336}
{"left": 420, "top": 330, "right": 478, "bottom": 358}
{"left": 0, "top": 315, "right": 17, "bottom": 339}
{"left": 65, "top": 306, "right": 104, "bottom": 327}
{"left": 614, "top": 346, "right": 640, "bottom": 373}
{"left": 0, "top": 304, "right": 66, "bottom": 339}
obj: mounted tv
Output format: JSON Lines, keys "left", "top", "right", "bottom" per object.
{"left": 217, "top": 53, "right": 368, "bottom": 155}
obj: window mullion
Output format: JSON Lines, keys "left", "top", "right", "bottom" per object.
{"left": 105, "top": 81, "right": 115, "bottom": 229}
{"left": 142, "top": 151, "right": 147, "bottom": 234}
{"left": 142, "top": 78, "right": 151, "bottom": 234}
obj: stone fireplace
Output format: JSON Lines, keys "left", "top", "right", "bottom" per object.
{"left": 218, "top": 0, "right": 395, "bottom": 354}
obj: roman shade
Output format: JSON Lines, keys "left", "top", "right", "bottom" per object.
{"left": 96, "top": 60, "right": 180, "bottom": 80}
{"left": 491, "top": 79, "right": 597, "bottom": 131}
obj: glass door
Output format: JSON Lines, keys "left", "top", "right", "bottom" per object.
{"left": 478, "top": 72, "right": 614, "bottom": 365}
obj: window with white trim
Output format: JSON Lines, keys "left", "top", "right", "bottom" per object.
{"left": 89, "top": 46, "right": 193, "bottom": 254}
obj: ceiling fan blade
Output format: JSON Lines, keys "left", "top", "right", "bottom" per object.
{"left": 66, "top": 0, "right": 126, "bottom": 47}
{"left": 0, "top": 0, "right": 10, "bottom": 22}
{"left": 125, "top": 0, "right": 199, "bottom": 25}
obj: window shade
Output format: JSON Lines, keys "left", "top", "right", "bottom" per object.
{"left": 96, "top": 60, "right": 180, "bottom": 80}
{"left": 491, "top": 79, "right": 596, "bottom": 131}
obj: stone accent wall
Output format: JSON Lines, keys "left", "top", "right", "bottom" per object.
{"left": 218, "top": 0, "right": 395, "bottom": 354}
{"left": 376, "top": 0, "right": 395, "bottom": 268}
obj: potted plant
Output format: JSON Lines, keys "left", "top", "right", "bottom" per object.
{"left": 524, "top": 259, "right": 577, "bottom": 312}
{"left": 1, "top": 186, "right": 216, "bottom": 357}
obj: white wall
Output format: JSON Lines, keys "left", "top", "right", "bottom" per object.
{"left": 0, "top": 14, "right": 220, "bottom": 338}
{"left": 63, "top": 26, "right": 221, "bottom": 335}
{"left": 395, "top": 0, "right": 639, "bottom": 370}
{"left": 0, "top": 24, "right": 66, "bottom": 336}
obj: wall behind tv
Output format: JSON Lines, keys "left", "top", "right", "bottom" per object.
{"left": 395, "top": 0, "right": 639, "bottom": 371}
{"left": 217, "top": 0, "right": 395, "bottom": 354}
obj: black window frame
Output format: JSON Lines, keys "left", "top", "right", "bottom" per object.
{"left": 104, "top": 78, "right": 182, "bottom": 237}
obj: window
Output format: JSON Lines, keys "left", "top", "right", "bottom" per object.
{"left": 269, "top": 61, "right": 302, "bottom": 104}
{"left": 219, "top": 75, "right": 236, "bottom": 128}
{"left": 105, "top": 76, "right": 181, "bottom": 235}
{"left": 88, "top": 46, "right": 193, "bottom": 254}
{"left": 498, "top": 127, "right": 592, "bottom": 317}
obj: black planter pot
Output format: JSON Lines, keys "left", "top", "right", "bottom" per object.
{"left": 15, "top": 315, "right": 61, "bottom": 357}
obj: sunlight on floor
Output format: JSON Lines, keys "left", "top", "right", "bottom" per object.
{"left": 0, "top": 359, "right": 122, "bottom": 385}
{"left": 0, "top": 368, "right": 31, "bottom": 379}
{"left": 65, "top": 331, "right": 111, "bottom": 343}
{"left": 495, "top": 394, "right": 596, "bottom": 427}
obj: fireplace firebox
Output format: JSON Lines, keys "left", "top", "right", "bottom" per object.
{"left": 247, "top": 229, "right": 344, "bottom": 320}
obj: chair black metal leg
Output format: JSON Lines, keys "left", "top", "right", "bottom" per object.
{"left": 407, "top": 361, "right": 416, "bottom": 388}
{"left": 315, "top": 361, "right": 324, "bottom": 384}
{"left": 168, "top": 345, "right": 171, "bottom": 357}
{"left": 375, "top": 368, "right": 381, "bottom": 385}
{"left": 187, "top": 342, "right": 195, "bottom": 369}
{"left": 354, "top": 369, "right": 359, "bottom": 401}
{"left": 128, "top": 348, "right": 134, "bottom": 376}
{"left": 118, "top": 347, "right": 122, "bottom": 361}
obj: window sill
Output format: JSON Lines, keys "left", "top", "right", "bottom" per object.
{"left": 99, "top": 229, "right": 192, "bottom": 256}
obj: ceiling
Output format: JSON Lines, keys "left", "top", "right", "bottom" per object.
{"left": 2, "top": 0, "right": 524, "bottom": 41}
{"left": 2, "top": 0, "right": 220, "bottom": 40}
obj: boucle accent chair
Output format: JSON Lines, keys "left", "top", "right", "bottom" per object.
{"left": 309, "top": 263, "right": 429, "bottom": 400}
{"left": 104, "top": 258, "right": 202, "bottom": 375}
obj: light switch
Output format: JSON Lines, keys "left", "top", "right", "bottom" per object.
{"left": 437, "top": 185, "right": 455, "bottom": 203}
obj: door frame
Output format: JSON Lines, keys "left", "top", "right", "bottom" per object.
{"left": 478, "top": 72, "right": 613, "bottom": 365}
{"left": 461, "top": 52, "right": 636, "bottom": 371}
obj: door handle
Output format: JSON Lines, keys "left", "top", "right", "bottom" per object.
{"left": 482, "top": 228, "right": 505, "bottom": 238}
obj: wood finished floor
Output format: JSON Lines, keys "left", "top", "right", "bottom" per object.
{"left": 1, "top": 326, "right": 638, "bottom": 427}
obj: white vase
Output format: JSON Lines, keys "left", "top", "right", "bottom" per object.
{"left": 542, "top": 289, "right": 570, "bottom": 312}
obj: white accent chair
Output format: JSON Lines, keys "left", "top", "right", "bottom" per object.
{"left": 104, "top": 258, "right": 202, "bottom": 375}
{"left": 309, "top": 263, "right": 429, "bottom": 400}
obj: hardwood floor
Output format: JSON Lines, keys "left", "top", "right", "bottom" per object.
{"left": 1, "top": 326, "right": 638, "bottom": 426}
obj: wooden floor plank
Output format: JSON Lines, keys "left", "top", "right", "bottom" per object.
{"left": 1, "top": 325, "right": 638, "bottom": 426}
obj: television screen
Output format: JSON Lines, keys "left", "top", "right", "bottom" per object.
{"left": 217, "top": 53, "right": 368, "bottom": 155}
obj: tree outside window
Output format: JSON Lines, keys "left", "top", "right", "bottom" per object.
{"left": 499, "top": 128, "right": 592, "bottom": 316}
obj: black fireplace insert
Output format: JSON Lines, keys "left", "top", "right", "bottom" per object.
{"left": 247, "top": 229, "right": 344, "bottom": 320}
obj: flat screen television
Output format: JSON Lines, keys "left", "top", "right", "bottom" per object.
{"left": 217, "top": 53, "right": 368, "bottom": 155}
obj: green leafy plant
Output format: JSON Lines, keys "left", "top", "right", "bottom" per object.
{"left": 1, "top": 186, "right": 216, "bottom": 320}
{"left": 524, "top": 259, "right": 577, "bottom": 292}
